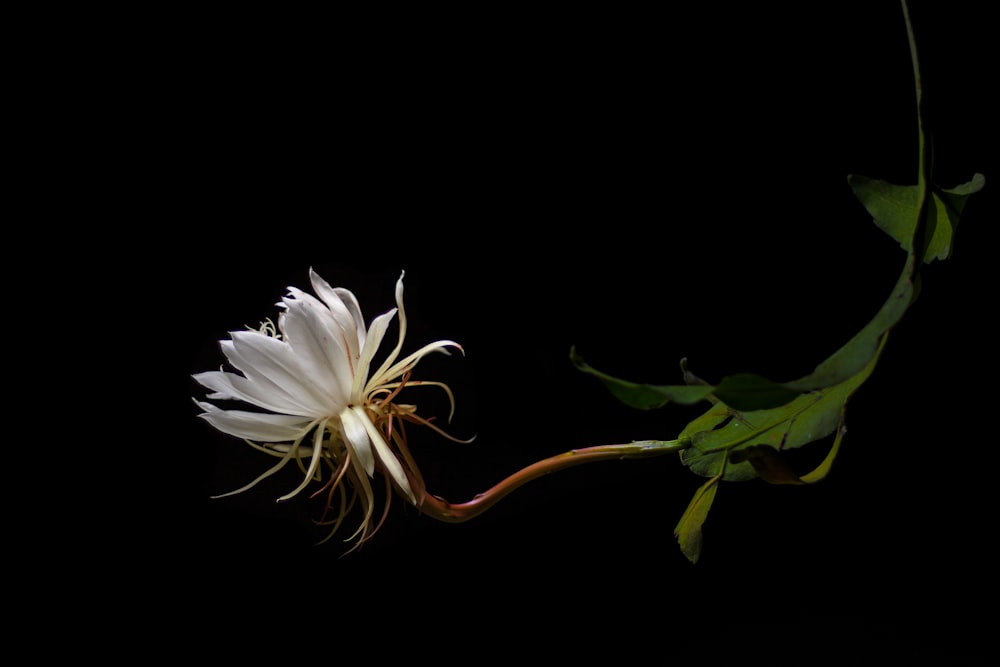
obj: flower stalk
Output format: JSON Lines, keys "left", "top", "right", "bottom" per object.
{"left": 413, "top": 438, "right": 691, "bottom": 523}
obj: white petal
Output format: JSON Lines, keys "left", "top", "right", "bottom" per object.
{"left": 352, "top": 307, "right": 397, "bottom": 397}
{"left": 308, "top": 268, "right": 365, "bottom": 361}
{"left": 192, "top": 369, "right": 315, "bottom": 417}
{"left": 339, "top": 406, "right": 375, "bottom": 476}
{"left": 228, "top": 330, "right": 331, "bottom": 415}
{"left": 367, "top": 272, "right": 408, "bottom": 384}
{"left": 218, "top": 340, "right": 325, "bottom": 416}
{"left": 372, "top": 339, "right": 462, "bottom": 389}
{"left": 332, "top": 287, "right": 367, "bottom": 351}
{"left": 352, "top": 404, "right": 415, "bottom": 504}
{"left": 277, "top": 417, "right": 328, "bottom": 501}
{"left": 279, "top": 290, "right": 352, "bottom": 405}
{"left": 194, "top": 400, "right": 312, "bottom": 441}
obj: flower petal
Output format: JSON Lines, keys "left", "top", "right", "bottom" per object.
{"left": 339, "top": 405, "right": 375, "bottom": 476}
{"left": 352, "top": 404, "right": 416, "bottom": 505}
{"left": 279, "top": 288, "right": 352, "bottom": 405}
{"left": 192, "top": 369, "right": 315, "bottom": 417}
{"left": 193, "top": 400, "right": 312, "bottom": 441}
{"left": 308, "top": 268, "right": 366, "bottom": 361}
{"left": 369, "top": 272, "right": 408, "bottom": 380}
{"left": 371, "top": 339, "right": 462, "bottom": 390}
{"left": 277, "top": 417, "right": 328, "bottom": 501}
{"left": 218, "top": 339, "right": 326, "bottom": 415}
{"left": 332, "top": 287, "right": 366, "bottom": 350}
{"left": 352, "top": 307, "right": 397, "bottom": 398}
{"left": 228, "top": 330, "right": 331, "bottom": 415}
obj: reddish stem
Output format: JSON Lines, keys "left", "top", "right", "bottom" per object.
{"left": 414, "top": 439, "right": 689, "bottom": 523}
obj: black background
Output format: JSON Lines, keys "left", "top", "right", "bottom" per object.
{"left": 103, "top": 1, "right": 996, "bottom": 660}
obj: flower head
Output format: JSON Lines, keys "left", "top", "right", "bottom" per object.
{"left": 193, "top": 268, "right": 466, "bottom": 549}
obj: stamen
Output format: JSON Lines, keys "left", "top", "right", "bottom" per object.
{"left": 311, "top": 446, "right": 351, "bottom": 501}
{"left": 357, "top": 474, "right": 394, "bottom": 547}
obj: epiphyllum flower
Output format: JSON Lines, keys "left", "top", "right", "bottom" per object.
{"left": 193, "top": 269, "right": 465, "bottom": 547}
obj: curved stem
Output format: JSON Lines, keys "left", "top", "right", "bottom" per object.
{"left": 414, "top": 438, "right": 691, "bottom": 523}
{"left": 901, "top": 0, "right": 932, "bottom": 260}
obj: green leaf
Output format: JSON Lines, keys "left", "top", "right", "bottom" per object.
{"left": 569, "top": 347, "right": 713, "bottom": 409}
{"left": 569, "top": 230, "right": 915, "bottom": 414}
{"left": 712, "top": 373, "right": 803, "bottom": 412}
{"left": 674, "top": 473, "right": 721, "bottom": 564}
{"left": 739, "top": 404, "right": 848, "bottom": 485}
{"left": 570, "top": 170, "right": 980, "bottom": 414}
{"left": 848, "top": 173, "right": 985, "bottom": 263}
{"left": 571, "top": 348, "right": 808, "bottom": 413}
{"left": 680, "top": 334, "right": 886, "bottom": 482}
{"left": 570, "top": 169, "right": 983, "bottom": 413}
{"left": 782, "top": 258, "right": 914, "bottom": 394}
{"left": 738, "top": 445, "right": 811, "bottom": 485}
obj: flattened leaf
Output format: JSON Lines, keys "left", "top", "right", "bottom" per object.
{"left": 570, "top": 252, "right": 914, "bottom": 413}
{"left": 674, "top": 474, "right": 721, "bottom": 564}
{"left": 572, "top": 349, "right": 808, "bottom": 412}
{"left": 848, "top": 173, "right": 984, "bottom": 263}
{"left": 737, "top": 445, "right": 808, "bottom": 485}
{"left": 681, "top": 335, "right": 886, "bottom": 481}
{"left": 571, "top": 170, "right": 981, "bottom": 414}
{"left": 713, "top": 373, "right": 802, "bottom": 412}
{"left": 569, "top": 347, "right": 713, "bottom": 409}
{"left": 680, "top": 401, "right": 765, "bottom": 482}
{"left": 782, "top": 236, "right": 917, "bottom": 395}
{"left": 778, "top": 335, "right": 883, "bottom": 450}
{"left": 738, "top": 407, "right": 848, "bottom": 485}
{"left": 941, "top": 172, "right": 987, "bottom": 197}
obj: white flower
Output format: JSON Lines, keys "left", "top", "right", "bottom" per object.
{"left": 193, "top": 268, "right": 466, "bottom": 547}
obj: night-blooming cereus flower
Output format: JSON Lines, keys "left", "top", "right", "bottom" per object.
{"left": 192, "top": 269, "right": 467, "bottom": 549}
